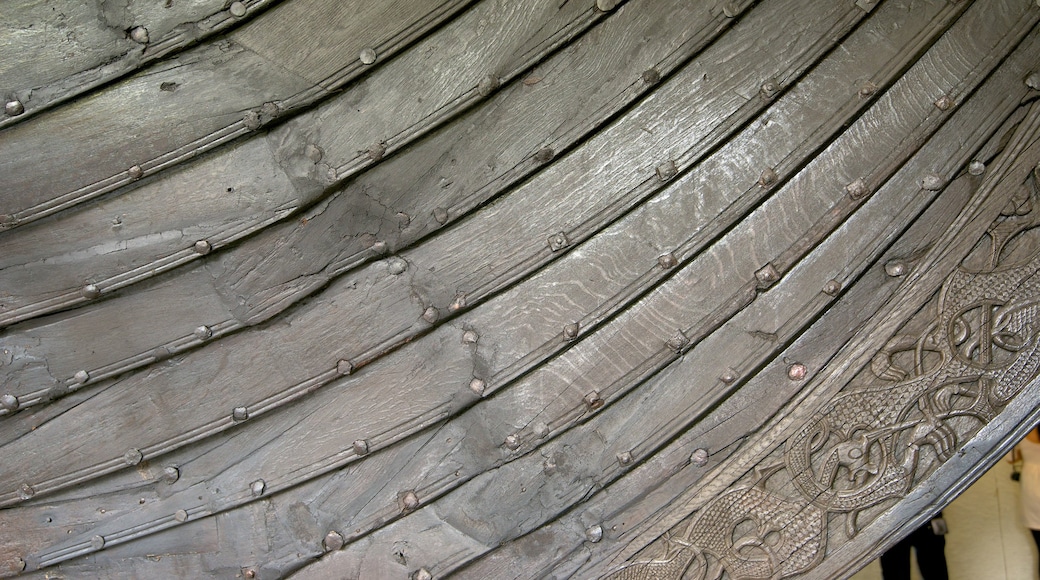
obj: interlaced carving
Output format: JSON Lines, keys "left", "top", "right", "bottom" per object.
{"left": 607, "top": 167, "right": 1040, "bottom": 579}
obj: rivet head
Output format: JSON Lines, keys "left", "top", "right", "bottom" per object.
{"left": 759, "top": 79, "right": 780, "bottom": 99}
{"left": 124, "top": 448, "right": 144, "bottom": 466}
{"left": 0, "top": 394, "right": 19, "bottom": 411}
{"left": 250, "top": 479, "right": 266, "bottom": 497}
{"left": 412, "top": 568, "right": 433, "bottom": 580}
{"left": 563, "top": 322, "right": 579, "bottom": 340}
{"left": 422, "top": 306, "right": 440, "bottom": 324}
{"left": 81, "top": 284, "right": 101, "bottom": 299}
{"left": 533, "top": 422, "right": 550, "bottom": 438}
{"left": 449, "top": 293, "right": 467, "bottom": 311}
{"left": 337, "top": 359, "right": 354, "bottom": 375}
{"left": 934, "top": 95, "right": 954, "bottom": 111}
{"left": 90, "top": 535, "right": 106, "bottom": 550}
{"left": 401, "top": 490, "right": 419, "bottom": 511}
{"left": 462, "top": 330, "right": 479, "bottom": 344}
{"left": 359, "top": 47, "right": 377, "bottom": 65}
{"left": 174, "top": 509, "right": 188, "bottom": 522}
{"left": 353, "top": 439, "right": 370, "bottom": 455}
{"left": 1027, "top": 72, "right": 1040, "bottom": 91}
{"left": 919, "top": 172, "right": 945, "bottom": 191}
{"left": 128, "top": 165, "right": 144, "bottom": 179}
{"left": 4, "top": 100, "right": 24, "bottom": 116}
{"left": 642, "top": 68, "right": 661, "bottom": 85}
{"left": 584, "top": 390, "right": 603, "bottom": 410}
{"left": 758, "top": 168, "right": 778, "bottom": 187}
{"left": 655, "top": 160, "right": 678, "bottom": 181}
{"left": 232, "top": 406, "right": 249, "bottom": 422}
{"left": 367, "top": 141, "right": 386, "bottom": 161}
{"left": 504, "top": 434, "right": 521, "bottom": 450}
{"left": 129, "top": 26, "right": 149, "bottom": 44}
{"left": 690, "top": 448, "right": 710, "bottom": 467}
{"left": 229, "top": 1, "right": 247, "bottom": 17}
{"left": 478, "top": 74, "right": 500, "bottom": 97}
{"left": 885, "top": 260, "right": 908, "bottom": 277}
{"left": 845, "top": 178, "right": 870, "bottom": 200}
{"left": 324, "top": 530, "right": 344, "bottom": 552}
{"left": 306, "top": 144, "right": 324, "bottom": 163}
{"left": 657, "top": 252, "right": 678, "bottom": 269}
{"left": 387, "top": 256, "right": 407, "bottom": 275}
{"left": 666, "top": 330, "right": 689, "bottom": 353}
{"left": 968, "top": 160, "right": 986, "bottom": 176}
{"left": 244, "top": 569, "right": 256, "bottom": 578}
{"left": 163, "top": 465, "right": 180, "bottom": 484}
{"left": 787, "top": 363, "right": 807, "bottom": 381}
{"left": 469, "top": 377, "right": 487, "bottom": 396}
{"left": 194, "top": 325, "right": 213, "bottom": 340}
{"left": 858, "top": 82, "right": 877, "bottom": 98}
{"left": 433, "top": 207, "right": 449, "bottom": 224}
{"left": 586, "top": 524, "right": 604, "bottom": 543}
{"left": 548, "top": 232, "right": 570, "bottom": 252}
{"left": 243, "top": 110, "right": 261, "bottom": 130}
{"left": 595, "top": 0, "right": 618, "bottom": 10}
{"left": 822, "top": 279, "right": 842, "bottom": 296}
{"left": 18, "top": 483, "right": 35, "bottom": 500}
{"left": 193, "top": 240, "right": 212, "bottom": 255}
{"left": 722, "top": 1, "right": 741, "bottom": 17}
{"left": 616, "top": 451, "right": 633, "bottom": 466}
{"left": 74, "top": 370, "right": 90, "bottom": 384}
{"left": 533, "top": 147, "right": 555, "bottom": 163}
{"left": 754, "top": 263, "right": 780, "bottom": 288}
{"left": 720, "top": 369, "right": 738, "bottom": 384}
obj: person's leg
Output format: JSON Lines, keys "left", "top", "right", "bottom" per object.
{"left": 880, "top": 535, "right": 913, "bottom": 580}
{"left": 1032, "top": 529, "right": 1040, "bottom": 577}
{"left": 911, "top": 524, "right": 948, "bottom": 580}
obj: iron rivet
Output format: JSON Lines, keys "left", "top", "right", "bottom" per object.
{"left": 758, "top": 168, "right": 777, "bottom": 187}
{"left": 387, "top": 256, "right": 407, "bottom": 275}
{"left": 655, "top": 160, "right": 678, "bottom": 181}
{"left": 845, "top": 178, "right": 870, "bottom": 200}
{"left": 245, "top": 569, "right": 256, "bottom": 579}
{"left": 690, "top": 448, "right": 709, "bottom": 467}
{"left": 586, "top": 524, "right": 604, "bottom": 543}
{"left": 18, "top": 483, "right": 34, "bottom": 500}
{"left": 193, "top": 240, "right": 212, "bottom": 255}
{"left": 934, "top": 95, "right": 954, "bottom": 111}
{"left": 397, "top": 212, "right": 411, "bottom": 228}
{"left": 642, "top": 68, "right": 661, "bottom": 85}
{"left": 505, "top": 434, "right": 521, "bottom": 450}
{"left": 968, "top": 160, "right": 986, "bottom": 176}
{"left": 722, "top": 1, "right": 740, "bottom": 17}
{"left": 413, "top": 568, "right": 433, "bottom": 580}
{"left": 755, "top": 263, "right": 780, "bottom": 288}
{"left": 0, "top": 394, "right": 18, "bottom": 411}
{"left": 822, "top": 279, "right": 842, "bottom": 296}
{"left": 250, "top": 479, "right": 266, "bottom": 497}
{"left": 90, "top": 535, "right": 106, "bottom": 550}
{"left": 353, "top": 439, "right": 370, "bottom": 455}
{"left": 367, "top": 141, "right": 386, "bottom": 161}
{"left": 563, "top": 322, "right": 579, "bottom": 340}
{"left": 533, "top": 422, "right": 550, "bottom": 438}
{"left": 1027, "top": 72, "right": 1040, "bottom": 91}
{"left": 433, "top": 207, "right": 450, "bottom": 225}
{"left": 658, "top": 252, "right": 678, "bottom": 269}
{"left": 617, "top": 451, "right": 633, "bottom": 466}
{"left": 128, "top": 165, "right": 144, "bottom": 179}
{"left": 243, "top": 110, "right": 261, "bottom": 130}
{"left": 449, "top": 293, "right": 467, "bottom": 311}
{"left": 858, "top": 82, "right": 877, "bottom": 98}
{"left": 666, "top": 330, "right": 689, "bottom": 353}
{"left": 174, "top": 509, "right": 188, "bottom": 522}
{"left": 260, "top": 102, "right": 279, "bottom": 120}
{"left": 422, "top": 306, "right": 440, "bottom": 323}
{"left": 324, "top": 530, "right": 344, "bottom": 552}
{"left": 469, "top": 377, "right": 486, "bottom": 397}
{"left": 13, "top": 558, "right": 24, "bottom": 572}
{"left": 124, "top": 448, "right": 144, "bottom": 466}
{"left": 371, "top": 240, "right": 388, "bottom": 255}
{"left": 229, "top": 1, "right": 247, "bottom": 17}
{"left": 129, "top": 26, "right": 149, "bottom": 44}
{"left": 885, "top": 260, "right": 908, "bottom": 277}
{"left": 232, "top": 406, "right": 248, "bottom": 422}
{"left": 919, "top": 173, "right": 945, "bottom": 191}
{"left": 336, "top": 359, "right": 354, "bottom": 375}
{"left": 163, "top": 465, "right": 180, "bottom": 484}
{"left": 462, "top": 330, "right": 479, "bottom": 344}
{"left": 82, "top": 284, "right": 101, "bottom": 299}
{"left": 4, "top": 100, "right": 24, "bottom": 116}
{"left": 595, "top": 0, "right": 618, "bottom": 10}
{"left": 194, "top": 325, "right": 213, "bottom": 340}
{"left": 401, "top": 490, "right": 419, "bottom": 511}
{"left": 548, "top": 232, "right": 570, "bottom": 252}
{"left": 720, "top": 369, "right": 738, "bottom": 384}
{"left": 584, "top": 391, "right": 603, "bottom": 410}
{"left": 74, "top": 370, "right": 90, "bottom": 384}
{"left": 759, "top": 79, "right": 779, "bottom": 99}
{"left": 306, "top": 144, "right": 324, "bottom": 163}
{"left": 787, "top": 363, "right": 807, "bottom": 381}
{"left": 478, "top": 74, "right": 500, "bottom": 97}
{"left": 533, "top": 147, "right": 555, "bottom": 163}
{"left": 359, "top": 47, "right": 377, "bottom": 65}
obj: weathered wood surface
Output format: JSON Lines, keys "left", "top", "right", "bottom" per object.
{"left": 2, "top": 0, "right": 1040, "bottom": 578}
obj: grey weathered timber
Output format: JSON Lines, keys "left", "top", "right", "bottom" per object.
{"left": 3, "top": 0, "right": 1040, "bottom": 578}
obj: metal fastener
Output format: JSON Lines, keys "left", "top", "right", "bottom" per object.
{"left": 469, "top": 378, "right": 487, "bottom": 396}
{"left": 642, "top": 68, "right": 661, "bottom": 85}
{"left": 353, "top": 439, "right": 370, "bottom": 455}
{"left": 617, "top": 451, "right": 633, "bottom": 466}
{"left": 90, "top": 535, "right": 106, "bottom": 550}
{"left": 586, "top": 524, "right": 604, "bottom": 543}
{"left": 858, "top": 82, "right": 877, "bottom": 98}
{"left": 413, "top": 568, "right": 433, "bottom": 580}
{"left": 885, "top": 260, "right": 908, "bottom": 277}
{"left": 533, "top": 422, "right": 550, "bottom": 438}
{"left": 934, "top": 95, "right": 954, "bottom": 111}
{"left": 232, "top": 406, "right": 249, "bottom": 422}
{"left": 658, "top": 252, "right": 678, "bottom": 269}
{"left": 596, "top": 0, "right": 618, "bottom": 10}
{"left": 533, "top": 147, "right": 555, "bottom": 163}
{"left": 722, "top": 1, "right": 741, "bottom": 17}
{"left": 433, "top": 207, "right": 449, "bottom": 224}
{"left": 968, "top": 160, "right": 986, "bottom": 176}
{"left": 0, "top": 394, "right": 18, "bottom": 411}
{"left": 193, "top": 240, "right": 212, "bottom": 255}
{"left": 422, "top": 307, "right": 440, "bottom": 323}
{"left": 690, "top": 448, "right": 709, "bottom": 467}
{"left": 449, "top": 293, "right": 467, "bottom": 311}
{"left": 666, "top": 330, "right": 689, "bottom": 353}
{"left": 505, "top": 434, "right": 521, "bottom": 450}
{"left": 758, "top": 168, "right": 778, "bottom": 187}
{"left": 229, "top": 1, "right": 247, "bottom": 17}
{"left": 194, "top": 325, "right": 213, "bottom": 340}
{"left": 18, "top": 483, "right": 35, "bottom": 500}
{"left": 250, "top": 479, "right": 266, "bottom": 497}
{"left": 324, "top": 530, "right": 344, "bottom": 552}
{"left": 478, "top": 74, "right": 500, "bottom": 97}
{"left": 387, "top": 256, "right": 407, "bottom": 275}
{"left": 4, "top": 100, "right": 24, "bottom": 116}
{"left": 563, "top": 322, "right": 579, "bottom": 340}
{"left": 822, "top": 279, "right": 842, "bottom": 296}
{"left": 174, "top": 509, "right": 188, "bottom": 522}
{"left": 548, "top": 232, "right": 569, "bottom": 252}
{"left": 787, "top": 363, "right": 807, "bottom": 381}
{"left": 755, "top": 263, "right": 780, "bottom": 288}
{"left": 306, "top": 144, "right": 324, "bottom": 163}
{"left": 74, "top": 370, "right": 90, "bottom": 384}
{"left": 243, "top": 110, "right": 261, "bottom": 130}
{"left": 124, "top": 448, "right": 144, "bottom": 466}
{"left": 337, "top": 359, "right": 354, "bottom": 375}
{"left": 760, "top": 79, "right": 780, "bottom": 99}
{"left": 655, "top": 160, "right": 678, "bottom": 181}
{"left": 720, "top": 369, "right": 738, "bottom": 384}
{"left": 462, "top": 330, "right": 479, "bottom": 344}
{"left": 584, "top": 390, "right": 604, "bottom": 410}
{"left": 359, "top": 48, "right": 377, "bottom": 65}
{"left": 129, "top": 26, "right": 149, "bottom": 44}
{"left": 367, "top": 141, "right": 386, "bottom": 161}
{"left": 845, "top": 178, "right": 870, "bottom": 200}
{"left": 163, "top": 466, "right": 180, "bottom": 484}
{"left": 82, "top": 284, "right": 101, "bottom": 299}
{"left": 1028, "top": 72, "right": 1040, "bottom": 91}
{"left": 401, "top": 490, "right": 419, "bottom": 511}
{"left": 128, "top": 165, "right": 144, "bottom": 180}
{"left": 919, "top": 173, "right": 945, "bottom": 191}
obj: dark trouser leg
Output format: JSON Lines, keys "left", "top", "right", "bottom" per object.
{"left": 910, "top": 524, "right": 948, "bottom": 580}
{"left": 1032, "top": 529, "right": 1040, "bottom": 577}
{"left": 880, "top": 535, "right": 913, "bottom": 580}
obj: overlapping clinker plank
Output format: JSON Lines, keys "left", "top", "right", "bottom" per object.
{"left": 0, "top": 0, "right": 858, "bottom": 503}
{"left": 3, "top": 0, "right": 1019, "bottom": 574}
{"left": 0, "top": 0, "right": 740, "bottom": 413}
{"left": 0, "top": 0, "right": 279, "bottom": 130}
